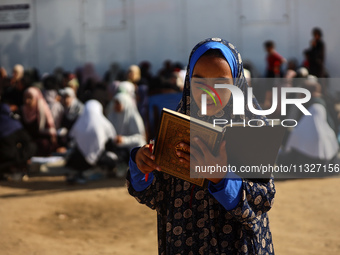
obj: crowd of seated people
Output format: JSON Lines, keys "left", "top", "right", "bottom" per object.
{"left": 1, "top": 32, "right": 339, "bottom": 182}
{"left": 0, "top": 60, "right": 184, "bottom": 182}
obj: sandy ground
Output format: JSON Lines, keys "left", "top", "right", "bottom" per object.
{"left": 0, "top": 175, "right": 339, "bottom": 255}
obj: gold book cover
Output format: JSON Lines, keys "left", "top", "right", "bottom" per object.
{"left": 153, "top": 108, "right": 224, "bottom": 187}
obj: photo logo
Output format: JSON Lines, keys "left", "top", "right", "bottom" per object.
{"left": 201, "top": 85, "right": 312, "bottom": 117}
{"left": 197, "top": 81, "right": 222, "bottom": 115}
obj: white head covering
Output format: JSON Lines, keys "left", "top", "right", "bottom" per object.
{"left": 118, "top": 81, "right": 135, "bottom": 99}
{"left": 285, "top": 103, "right": 339, "bottom": 160}
{"left": 297, "top": 67, "right": 309, "bottom": 78}
{"left": 59, "top": 87, "right": 75, "bottom": 98}
{"left": 106, "top": 93, "right": 146, "bottom": 149}
{"left": 12, "top": 64, "right": 24, "bottom": 81}
{"left": 70, "top": 100, "right": 116, "bottom": 165}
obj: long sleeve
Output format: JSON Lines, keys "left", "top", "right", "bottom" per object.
{"left": 208, "top": 171, "right": 243, "bottom": 210}
{"left": 227, "top": 177, "right": 276, "bottom": 230}
{"left": 129, "top": 147, "right": 154, "bottom": 191}
{"left": 126, "top": 147, "right": 162, "bottom": 211}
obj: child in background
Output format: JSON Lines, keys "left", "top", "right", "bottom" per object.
{"left": 308, "top": 27, "right": 326, "bottom": 78}
{"left": 264, "top": 40, "right": 286, "bottom": 78}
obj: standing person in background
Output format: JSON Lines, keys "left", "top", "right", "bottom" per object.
{"left": 264, "top": 40, "right": 286, "bottom": 78}
{"left": 21, "top": 87, "right": 57, "bottom": 156}
{"left": 308, "top": 27, "right": 326, "bottom": 78}
{"left": 263, "top": 41, "right": 286, "bottom": 117}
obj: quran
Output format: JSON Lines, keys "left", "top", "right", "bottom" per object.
{"left": 153, "top": 108, "right": 286, "bottom": 187}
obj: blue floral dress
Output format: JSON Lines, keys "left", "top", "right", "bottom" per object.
{"left": 127, "top": 38, "right": 275, "bottom": 254}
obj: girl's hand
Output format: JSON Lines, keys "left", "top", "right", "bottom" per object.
{"left": 135, "top": 144, "right": 162, "bottom": 174}
{"left": 176, "top": 137, "right": 227, "bottom": 184}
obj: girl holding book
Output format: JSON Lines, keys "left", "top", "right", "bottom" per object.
{"left": 127, "top": 38, "right": 274, "bottom": 254}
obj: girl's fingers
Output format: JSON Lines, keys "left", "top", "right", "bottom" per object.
{"left": 176, "top": 150, "right": 190, "bottom": 162}
{"left": 142, "top": 145, "right": 155, "bottom": 160}
{"left": 193, "top": 137, "right": 211, "bottom": 158}
{"left": 136, "top": 146, "right": 161, "bottom": 172}
{"left": 176, "top": 142, "right": 191, "bottom": 165}
{"left": 178, "top": 142, "right": 190, "bottom": 153}
{"left": 138, "top": 160, "right": 156, "bottom": 174}
{"left": 137, "top": 156, "right": 161, "bottom": 172}
{"left": 176, "top": 142, "right": 203, "bottom": 167}
{"left": 143, "top": 156, "right": 161, "bottom": 170}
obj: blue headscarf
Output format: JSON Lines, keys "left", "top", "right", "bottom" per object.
{"left": 189, "top": 41, "right": 238, "bottom": 79}
{"left": 176, "top": 37, "right": 266, "bottom": 124}
{"left": 0, "top": 103, "right": 23, "bottom": 138}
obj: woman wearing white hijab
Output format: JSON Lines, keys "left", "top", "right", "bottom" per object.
{"left": 279, "top": 80, "right": 339, "bottom": 175}
{"left": 286, "top": 82, "right": 338, "bottom": 153}
{"left": 67, "top": 100, "right": 118, "bottom": 181}
{"left": 106, "top": 93, "right": 146, "bottom": 153}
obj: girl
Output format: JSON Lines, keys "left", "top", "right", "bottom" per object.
{"left": 127, "top": 38, "right": 274, "bottom": 254}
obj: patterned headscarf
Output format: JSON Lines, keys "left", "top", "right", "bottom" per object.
{"left": 176, "top": 38, "right": 266, "bottom": 124}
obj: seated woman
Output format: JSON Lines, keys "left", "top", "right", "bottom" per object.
{"left": 278, "top": 80, "right": 339, "bottom": 175}
{"left": 106, "top": 92, "right": 146, "bottom": 162}
{"left": 42, "top": 75, "right": 64, "bottom": 130}
{"left": 67, "top": 100, "right": 118, "bottom": 183}
{"left": 58, "top": 87, "right": 84, "bottom": 148}
{"left": 0, "top": 103, "right": 36, "bottom": 179}
{"left": 21, "top": 87, "right": 57, "bottom": 156}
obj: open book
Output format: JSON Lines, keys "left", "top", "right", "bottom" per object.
{"left": 153, "top": 108, "right": 286, "bottom": 187}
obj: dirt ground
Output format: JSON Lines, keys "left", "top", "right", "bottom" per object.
{"left": 0, "top": 175, "right": 339, "bottom": 255}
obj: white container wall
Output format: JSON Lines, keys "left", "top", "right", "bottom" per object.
{"left": 0, "top": 0, "right": 339, "bottom": 79}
